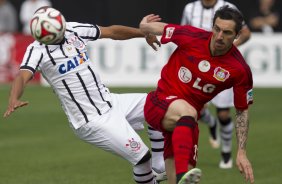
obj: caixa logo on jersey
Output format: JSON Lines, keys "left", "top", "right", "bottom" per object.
{"left": 58, "top": 52, "right": 89, "bottom": 74}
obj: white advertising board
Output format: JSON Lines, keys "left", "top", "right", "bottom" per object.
{"left": 239, "top": 33, "right": 282, "bottom": 87}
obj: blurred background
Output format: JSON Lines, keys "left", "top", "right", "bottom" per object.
{"left": 1, "top": 0, "right": 282, "bottom": 184}
{"left": 6, "top": 0, "right": 282, "bottom": 29}
{"left": 1, "top": 0, "right": 282, "bottom": 86}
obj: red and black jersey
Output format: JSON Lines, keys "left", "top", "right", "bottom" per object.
{"left": 157, "top": 24, "right": 253, "bottom": 113}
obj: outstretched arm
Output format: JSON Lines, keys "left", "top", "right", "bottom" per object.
{"left": 235, "top": 109, "right": 254, "bottom": 184}
{"left": 3, "top": 70, "right": 33, "bottom": 118}
{"left": 99, "top": 25, "right": 144, "bottom": 40}
{"left": 99, "top": 15, "right": 161, "bottom": 50}
{"left": 139, "top": 14, "right": 167, "bottom": 36}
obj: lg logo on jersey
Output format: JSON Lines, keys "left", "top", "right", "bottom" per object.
{"left": 178, "top": 66, "right": 216, "bottom": 93}
{"left": 193, "top": 78, "right": 216, "bottom": 93}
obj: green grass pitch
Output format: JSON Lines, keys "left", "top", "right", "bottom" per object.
{"left": 0, "top": 85, "right": 281, "bottom": 184}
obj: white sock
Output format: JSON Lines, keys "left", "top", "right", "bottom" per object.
{"left": 147, "top": 125, "right": 165, "bottom": 172}
{"left": 220, "top": 119, "right": 233, "bottom": 153}
{"left": 133, "top": 159, "right": 156, "bottom": 184}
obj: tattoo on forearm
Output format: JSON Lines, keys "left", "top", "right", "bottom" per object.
{"left": 235, "top": 110, "right": 249, "bottom": 150}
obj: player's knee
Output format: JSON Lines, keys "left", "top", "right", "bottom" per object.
{"left": 163, "top": 100, "right": 197, "bottom": 131}
{"left": 169, "top": 100, "right": 197, "bottom": 119}
{"left": 176, "top": 116, "right": 196, "bottom": 129}
{"left": 217, "top": 107, "right": 231, "bottom": 121}
{"left": 136, "top": 151, "right": 151, "bottom": 165}
{"left": 218, "top": 117, "right": 232, "bottom": 126}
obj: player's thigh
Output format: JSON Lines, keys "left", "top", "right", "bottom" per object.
{"left": 211, "top": 88, "right": 234, "bottom": 108}
{"left": 77, "top": 108, "right": 149, "bottom": 165}
{"left": 111, "top": 93, "right": 147, "bottom": 130}
{"left": 162, "top": 99, "right": 197, "bottom": 131}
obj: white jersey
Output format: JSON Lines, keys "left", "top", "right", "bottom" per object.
{"left": 20, "top": 22, "right": 112, "bottom": 129}
{"left": 181, "top": 0, "right": 236, "bottom": 30}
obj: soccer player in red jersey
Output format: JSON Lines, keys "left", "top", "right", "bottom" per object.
{"left": 140, "top": 6, "right": 254, "bottom": 184}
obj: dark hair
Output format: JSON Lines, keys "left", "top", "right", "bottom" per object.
{"left": 213, "top": 5, "right": 244, "bottom": 34}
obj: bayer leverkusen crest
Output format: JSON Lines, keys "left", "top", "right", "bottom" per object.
{"left": 213, "top": 67, "right": 230, "bottom": 82}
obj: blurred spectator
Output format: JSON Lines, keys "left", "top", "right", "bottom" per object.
{"left": 0, "top": 0, "right": 18, "bottom": 32}
{"left": 249, "top": 0, "right": 281, "bottom": 33}
{"left": 19, "top": 0, "right": 52, "bottom": 34}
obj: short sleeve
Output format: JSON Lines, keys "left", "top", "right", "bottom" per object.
{"left": 161, "top": 24, "right": 210, "bottom": 47}
{"left": 68, "top": 22, "right": 101, "bottom": 42}
{"left": 20, "top": 44, "right": 43, "bottom": 75}
{"left": 160, "top": 24, "right": 191, "bottom": 47}
{"left": 233, "top": 67, "right": 254, "bottom": 110}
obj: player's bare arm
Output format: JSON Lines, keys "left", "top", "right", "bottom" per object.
{"left": 139, "top": 14, "right": 167, "bottom": 36}
{"left": 235, "top": 109, "right": 249, "bottom": 149}
{"left": 235, "top": 109, "right": 254, "bottom": 184}
{"left": 99, "top": 24, "right": 160, "bottom": 51}
{"left": 3, "top": 70, "right": 32, "bottom": 118}
{"left": 99, "top": 14, "right": 161, "bottom": 40}
{"left": 143, "top": 14, "right": 162, "bottom": 50}
{"left": 99, "top": 25, "right": 144, "bottom": 40}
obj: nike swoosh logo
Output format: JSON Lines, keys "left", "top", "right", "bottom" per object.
{"left": 166, "top": 96, "right": 177, "bottom": 100}
{"left": 49, "top": 47, "right": 58, "bottom": 53}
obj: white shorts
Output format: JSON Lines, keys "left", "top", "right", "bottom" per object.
{"left": 211, "top": 88, "right": 234, "bottom": 108}
{"left": 72, "top": 93, "right": 149, "bottom": 165}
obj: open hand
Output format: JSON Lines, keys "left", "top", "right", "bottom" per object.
{"left": 3, "top": 100, "right": 29, "bottom": 118}
{"left": 146, "top": 34, "right": 161, "bottom": 51}
{"left": 140, "top": 14, "right": 161, "bottom": 32}
{"left": 236, "top": 150, "right": 255, "bottom": 183}
{"left": 146, "top": 14, "right": 161, "bottom": 23}
{"left": 142, "top": 14, "right": 162, "bottom": 50}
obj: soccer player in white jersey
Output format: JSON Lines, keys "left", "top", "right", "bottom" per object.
{"left": 181, "top": 0, "right": 251, "bottom": 169}
{"left": 3, "top": 7, "right": 166, "bottom": 184}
